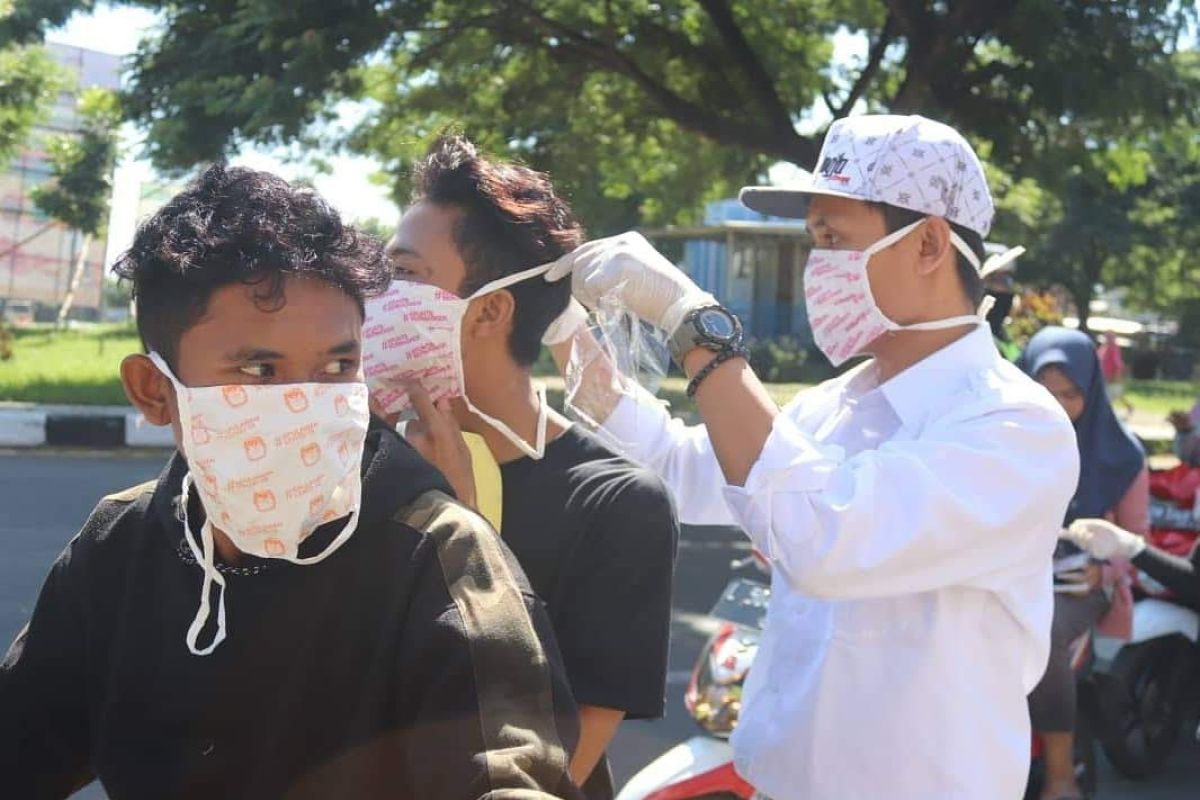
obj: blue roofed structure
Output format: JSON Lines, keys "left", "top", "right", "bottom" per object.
{"left": 642, "top": 198, "right": 813, "bottom": 342}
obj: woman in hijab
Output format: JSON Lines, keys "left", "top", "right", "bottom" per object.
{"left": 1020, "top": 327, "right": 1149, "bottom": 800}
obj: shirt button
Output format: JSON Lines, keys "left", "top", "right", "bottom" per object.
{"left": 201, "top": 742, "right": 215, "bottom": 757}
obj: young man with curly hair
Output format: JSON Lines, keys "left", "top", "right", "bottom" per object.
{"left": 0, "top": 164, "right": 581, "bottom": 800}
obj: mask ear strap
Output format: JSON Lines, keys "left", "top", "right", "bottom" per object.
{"left": 147, "top": 351, "right": 183, "bottom": 388}
{"left": 863, "top": 218, "right": 926, "bottom": 257}
{"left": 979, "top": 246, "right": 1026, "bottom": 279}
{"left": 181, "top": 473, "right": 228, "bottom": 656}
{"left": 471, "top": 262, "right": 559, "bottom": 297}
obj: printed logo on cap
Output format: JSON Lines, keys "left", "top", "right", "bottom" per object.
{"left": 819, "top": 153, "right": 850, "bottom": 184}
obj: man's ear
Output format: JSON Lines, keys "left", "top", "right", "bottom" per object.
{"left": 465, "top": 290, "right": 515, "bottom": 340}
{"left": 914, "top": 216, "right": 954, "bottom": 277}
{"left": 121, "top": 354, "right": 175, "bottom": 426}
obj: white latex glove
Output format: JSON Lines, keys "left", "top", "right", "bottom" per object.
{"left": 1064, "top": 518, "right": 1147, "bottom": 560}
{"left": 545, "top": 231, "right": 715, "bottom": 334}
{"left": 542, "top": 298, "right": 589, "bottom": 346}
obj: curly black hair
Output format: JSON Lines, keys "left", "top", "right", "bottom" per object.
{"left": 114, "top": 163, "right": 390, "bottom": 369}
{"left": 411, "top": 136, "right": 584, "bottom": 366}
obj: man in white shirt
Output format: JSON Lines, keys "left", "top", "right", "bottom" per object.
{"left": 547, "top": 115, "right": 1080, "bottom": 799}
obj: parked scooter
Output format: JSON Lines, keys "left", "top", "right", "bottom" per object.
{"left": 1092, "top": 528, "right": 1200, "bottom": 778}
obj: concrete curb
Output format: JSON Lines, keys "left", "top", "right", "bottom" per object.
{"left": 0, "top": 404, "right": 174, "bottom": 448}
{"left": 0, "top": 402, "right": 1178, "bottom": 450}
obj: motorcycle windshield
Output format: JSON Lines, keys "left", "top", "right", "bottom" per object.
{"left": 709, "top": 579, "right": 770, "bottom": 630}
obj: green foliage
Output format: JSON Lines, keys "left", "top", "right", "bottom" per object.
{"left": 352, "top": 216, "right": 395, "bottom": 242}
{"left": 6, "top": 0, "right": 1196, "bottom": 233}
{"left": 746, "top": 336, "right": 810, "bottom": 383}
{"left": 31, "top": 87, "right": 119, "bottom": 235}
{"left": 986, "top": 49, "right": 1200, "bottom": 326}
{"left": 0, "top": 44, "right": 64, "bottom": 168}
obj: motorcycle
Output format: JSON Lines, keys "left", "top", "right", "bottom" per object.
{"left": 616, "top": 570, "right": 767, "bottom": 800}
{"left": 618, "top": 558, "right": 1094, "bottom": 800}
{"left": 1091, "top": 482, "right": 1200, "bottom": 780}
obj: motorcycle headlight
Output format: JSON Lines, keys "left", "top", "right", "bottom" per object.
{"left": 685, "top": 623, "right": 758, "bottom": 738}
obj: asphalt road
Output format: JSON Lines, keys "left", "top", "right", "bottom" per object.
{"left": 2, "top": 451, "right": 1196, "bottom": 799}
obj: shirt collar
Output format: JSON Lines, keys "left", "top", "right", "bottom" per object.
{"left": 876, "top": 325, "right": 999, "bottom": 431}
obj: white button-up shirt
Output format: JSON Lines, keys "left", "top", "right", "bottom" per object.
{"left": 601, "top": 326, "right": 1078, "bottom": 800}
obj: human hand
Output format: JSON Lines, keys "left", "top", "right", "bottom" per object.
{"left": 1058, "top": 561, "right": 1103, "bottom": 591}
{"left": 402, "top": 381, "right": 477, "bottom": 510}
{"left": 1064, "top": 518, "right": 1147, "bottom": 560}
{"left": 368, "top": 395, "right": 402, "bottom": 430}
{"left": 545, "top": 231, "right": 714, "bottom": 334}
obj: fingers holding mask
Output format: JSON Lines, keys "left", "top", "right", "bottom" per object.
{"left": 401, "top": 381, "right": 477, "bottom": 508}
{"left": 546, "top": 232, "right": 713, "bottom": 331}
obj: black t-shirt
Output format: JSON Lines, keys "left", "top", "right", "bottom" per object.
{"left": 500, "top": 426, "right": 679, "bottom": 799}
{"left": 1, "top": 425, "right": 581, "bottom": 800}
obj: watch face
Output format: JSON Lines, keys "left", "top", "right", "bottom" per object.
{"left": 698, "top": 308, "right": 737, "bottom": 340}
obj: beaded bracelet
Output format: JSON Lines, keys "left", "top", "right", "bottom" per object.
{"left": 686, "top": 345, "right": 750, "bottom": 398}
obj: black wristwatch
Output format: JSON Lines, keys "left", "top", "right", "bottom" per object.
{"left": 669, "top": 305, "right": 743, "bottom": 366}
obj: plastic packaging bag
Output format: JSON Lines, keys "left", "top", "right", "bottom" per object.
{"left": 562, "top": 287, "right": 671, "bottom": 437}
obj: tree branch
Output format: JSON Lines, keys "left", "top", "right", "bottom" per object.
{"left": 505, "top": 2, "right": 818, "bottom": 164}
{"left": 694, "top": 0, "right": 796, "bottom": 136}
{"left": 832, "top": 13, "right": 897, "bottom": 118}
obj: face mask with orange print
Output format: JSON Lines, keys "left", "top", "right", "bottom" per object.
{"left": 148, "top": 352, "right": 370, "bottom": 655}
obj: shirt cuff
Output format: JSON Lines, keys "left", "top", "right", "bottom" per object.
{"left": 599, "top": 384, "right": 672, "bottom": 456}
{"left": 721, "top": 412, "right": 839, "bottom": 559}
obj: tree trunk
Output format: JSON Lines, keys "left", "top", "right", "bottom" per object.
{"left": 1073, "top": 283, "right": 1093, "bottom": 335}
{"left": 56, "top": 232, "right": 92, "bottom": 328}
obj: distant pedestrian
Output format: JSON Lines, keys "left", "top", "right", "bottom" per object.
{"left": 1099, "top": 331, "right": 1135, "bottom": 417}
{"left": 1169, "top": 400, "right": 1200, "bottom": 467}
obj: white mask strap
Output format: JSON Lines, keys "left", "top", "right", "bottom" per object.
{"left": 288, "top": 505, "right": 362, "bottom": 565}
{"left": 863, "top": 218, "right": 926, "bottom": 257}
{"left": 148, "top": 351, "right": 184, "bottom": 389}
{"left": 466, "top": 384, "right": 549, "bottom": 460}
{"left": 979, "top": 246, "right": 1026, "bottom": 278}
{"left": 181, "top": 473, "right": 228, "bottom": 656}
{"left": 469, "top": 261, "right": 560, "bottom": 299}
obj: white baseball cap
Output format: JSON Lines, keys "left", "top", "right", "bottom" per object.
{"left": 740, "top": 114, "right": 995, "bottom": 238}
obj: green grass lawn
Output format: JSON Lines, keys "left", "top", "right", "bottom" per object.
{"left": 1125, "top": 380, "right": 1198, "bottom": 418}
{"left": 2, "top": 324, "right": 1194, "bottom": 424}
{"left": 0, "top": 324, "right": 139, "bottom": 405}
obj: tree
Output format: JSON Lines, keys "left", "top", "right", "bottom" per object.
{"left": 30, "top": 87, "right": 119, "bottom": 325}
{"left": 986, "top": 50, "right": 1200, "bottom": 331}
{"left": 0, "top": 43, "right": 63, "bottom": 169}
{"left": 3, "top": 1, "right": 1195, "bottom": 230}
